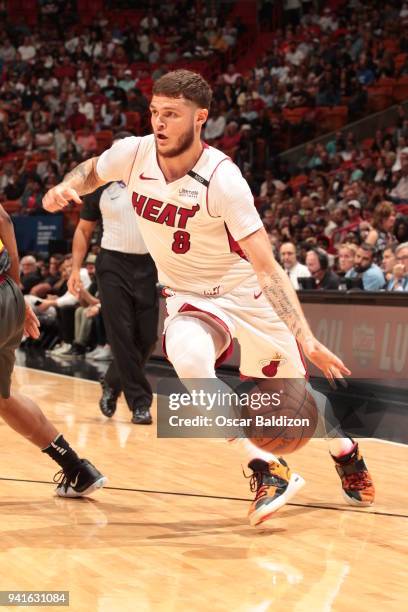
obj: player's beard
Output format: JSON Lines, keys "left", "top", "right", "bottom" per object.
{"left": 156, "top": 124, "right": 195, "bottom": 158}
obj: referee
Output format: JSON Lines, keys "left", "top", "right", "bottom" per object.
{"left": 68, "top": 132, "right": 159, "bottom": 425}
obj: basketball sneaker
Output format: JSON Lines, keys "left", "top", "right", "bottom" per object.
{"left": 246, "top": 458, "right": 305, "bottom": 526}
{"left": 54, "top": 459, "right": 107, "bottom": 498}
{"left": 331, "top": 442, "right": 375, "bottom": 506}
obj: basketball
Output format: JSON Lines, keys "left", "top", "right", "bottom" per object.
{"left": 240, "top": 378, "right": 319, "bottom": 455}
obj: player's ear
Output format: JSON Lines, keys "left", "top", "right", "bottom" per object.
{"left": 196, "top": 108, "right": 208, "bottom": 127}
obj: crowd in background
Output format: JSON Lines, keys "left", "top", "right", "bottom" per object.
{"left": 1, "top": 0, "right": 408, "bottom": 319}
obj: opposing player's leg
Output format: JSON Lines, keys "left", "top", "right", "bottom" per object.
{"left": 0, "top": 279, "right": 106, "bottom": 498}
{"left": 164, "top": 306, "right": 303, "bottom": 525}
{"left": 0, "top": 391, "right": 106, "bottom": 497}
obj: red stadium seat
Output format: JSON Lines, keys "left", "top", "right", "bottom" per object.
{"left": 95, "top": 131, "right": 113, "bottom": 154}
{"left": 2, "top": 200, "right": 21, "bottom": 214}
{"left": 282, "top": 107, "right": 308, "bottom": 124}
{"left": 367, "top": 86, "right": 393, "bottom": 112}
{"left": 393, "top": 78, "right": 408, "bottom": 103}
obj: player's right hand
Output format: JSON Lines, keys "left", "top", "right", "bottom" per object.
{"left": 24, "top": 303, "right": 40, "bottom": 339}
{"left": 67, "top": 269, "right": 83, "bottom": 298}
{"left": 302, "top": 336, "right": 351, "bottom": 385}
{"left": 42, "top": 184, "right": 82, "bottom": 213}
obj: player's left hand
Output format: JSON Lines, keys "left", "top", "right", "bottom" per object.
{"left": 24, "top": 303, "right": 40, "bottom": 339}
{"left": 301, "top": 336, "right": 351, "bottom": 385}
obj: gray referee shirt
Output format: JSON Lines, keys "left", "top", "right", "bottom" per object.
{"left": 80, "top": 181, "right": 148, "bottom": 254}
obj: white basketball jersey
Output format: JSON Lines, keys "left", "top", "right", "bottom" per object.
{"left": 98, "top": 134, "right": 263, "bottom": 296}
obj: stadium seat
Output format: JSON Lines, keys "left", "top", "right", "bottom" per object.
{"left": 282, "top": 107, "right": 309, "bottom": 124}
{"left": 2, "top": 200, "right": 21, "bottom": 214}
{"left": 367, "top": 85, "right": 393, "bottom": 112}
{"left": 393, "top": 77, "right": 408, "bottom": 103}
{"left": 95, "top": 131, "right": 113, "bottom": 154}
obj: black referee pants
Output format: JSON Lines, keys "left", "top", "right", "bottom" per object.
{"left": 96, "top": 248, "right": 159, "bottom": 412}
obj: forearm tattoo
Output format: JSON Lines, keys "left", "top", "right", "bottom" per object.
{"left": 260, "top": 272, "right": 304, "bottom": 339}
{"left": 240, "top": 244, "right": 313, "bottom": 342}
{"left": 63, "top": 159, "right": 99, "bottom": 195}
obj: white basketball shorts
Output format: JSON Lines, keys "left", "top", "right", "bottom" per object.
{"left": 162, "top": 275, "right": 307, "bottom": 379}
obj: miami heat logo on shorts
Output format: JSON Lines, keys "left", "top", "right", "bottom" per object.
{"left": 260, "top": 354, "right": 287, "bottom": 377}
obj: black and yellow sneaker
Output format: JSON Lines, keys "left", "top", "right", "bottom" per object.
{"left": 331, "top": 442, "right": 375, "bottom": 506}
{"left": 54, "top": 459, "right": 107, "bottom": 498}
{"left": 246, "top": 458, "right": 305, "bottom": 526}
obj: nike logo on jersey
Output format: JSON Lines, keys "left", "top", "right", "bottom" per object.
{"left": 254, "top": 291, "right": 262, "bottom": 299}
{"left": 139, "top": 173, "right": 158, "bottom": 181}
{"left": 132, "top": 192, "right": 200, "bottom": 229}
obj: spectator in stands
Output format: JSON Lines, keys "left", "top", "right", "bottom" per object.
{"left": 305, "top": 248, "right": 340, "bottom": 290}
{"left": 204, "top": 104, "right": 226, "bottom": 145}
{"left": 33, "top": 123, "right": 54, "bottom": 151}
{"left": 223, "top": 63, "right": 242, "bottom": 85}
{"left": 346, "top": 200, "right": 363, "bottom": 226}
{"left": 38, "top": 254, "right": 91, "bottom": 356}
{"left": 20, "top": 255, "right": 42, "bottom": 294}
{"left": 385, "top": 242, "right": 408, "bottom": 291}
{"left": 62, "top": 253, "right": 100, "bottom": 357}
{"left": 390, "top": 149, "right": 408, "bottom": 201}
{"left": 337, "top": 243, "right": 358, "bottom": 276}
{"left": 279, "top": 241, "right": 310, "bottom": 289}
{"left": 394, "top": 215, "right": 408, "bottom": 244}
{"left": 219, "top": 121, "right": 241, "bottom": 156}
{"left": 365, "top": 201, "right": 396, "bottom": 253}
{"left": 66, "top": 102, "right": 87, "bottom": 132}
{"left": 381, "top": 245, "right": 397, "bottom": 284}
{"left": 345, "top": 243, "right": 385, "bottom": 291}
{"left": 76, "top": 124, "right": 98, "bottom": 155}
{"left": 117, "top": 69, "right": 136, "bottom": 93}
{"left": 30, "top": 253, "right": 64, "bottom": 298}
{"left": 21, "top": 180, "right": 43, "bottom": 215}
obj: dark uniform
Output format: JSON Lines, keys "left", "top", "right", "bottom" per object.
{"left": 0, "top": 240, "right": 26, "bottom": 398}
{"left": 80, "top": 184, "right": 159, "bottom": 423}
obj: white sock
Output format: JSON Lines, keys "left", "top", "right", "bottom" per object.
{"left": 229, "top": 437, "right": 279, "bottom": 464}
{"left": 242, "top": 438, "right": 280, "bottom": 463}
{"left": 328, "top": 437, "right": 355, "bottom": 458}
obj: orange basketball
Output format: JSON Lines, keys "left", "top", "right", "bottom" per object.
{"left": 241, "top": 378, "right": 318, "bottom": 455}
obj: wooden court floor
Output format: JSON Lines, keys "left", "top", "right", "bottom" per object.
{"left": 0, "top": 366, "right": 407, "bottom": 612}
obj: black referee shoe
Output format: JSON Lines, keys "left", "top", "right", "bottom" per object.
{"left": 131, "top": 407, "right": 153, "bottom": 425}
{"left": 99, "top": 377, "right": 120, "bottom": 417}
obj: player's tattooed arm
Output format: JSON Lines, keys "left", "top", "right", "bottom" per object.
{"left": 239, "top": 227, "right": 351, "bottom": 380}
{"left": 43, "top": 157, "right": 106, "bottom": 212}
{"left": 62, "top": 157, "right": 104, "bottom": 196}
{"left": 240, "top": 240, "right": 312, "bottom": 342}
{"left": 256, "top": 269, "right": 309, "bottom": 340}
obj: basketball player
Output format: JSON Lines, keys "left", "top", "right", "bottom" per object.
{"left": 43, "top": 70, "right": 374, "bottom": 525}
{"left": 0, "top": 203, "right": 106, "bottom": 498}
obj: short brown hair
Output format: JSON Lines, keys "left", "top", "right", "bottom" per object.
{"left": 152, "top": 69, "right": 212, "bottom": 109}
